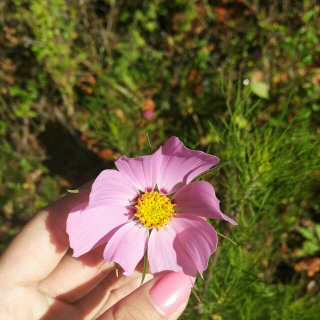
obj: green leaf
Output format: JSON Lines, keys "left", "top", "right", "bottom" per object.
{"left": 0, "top": 121, "right": 7, "bottom": 135}
{"left": 192, "top": 162, "right": 230, "bottom": 182}
{"left": 216, "top": 231, "right": 238, "bottom": 246}
{"left": 303, "top": 241, "right": 320, "bottom": 255}
{"left": 140, "top": 253, "right": 148, "bottom": 285}
{"left": 67, "top": 189, "right": 80, "bottom": 193}
{"left": 303, "top": 9, "right": 316, "bottom": 23}
{"left": 315, "top": 224, "right": 320, "bottom": 241}
{"left": 250, "top": 82, "right": 269, "bottom": 99}
{"left": 67, "top": 189, "right": 91, "bottom": 193}
{"left": 191, "top": 287, "right": 201, "bottom": 302}
{"left": 146, "top": 132, "right": 152, "bottom": 151}
{"left": 297, "top": 227, "right": 316, "bottom": 241}
{"left": 115, "top": 263, "right": 119, "bottom": 278}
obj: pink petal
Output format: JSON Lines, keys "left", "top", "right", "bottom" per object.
{"left": 170, "top": 214, "right": 218, "bottom": 277}
{"left": 66, "top": 204, "right": 134, "bottom": 258}
{"left": 148, "top": 221, "right": 198, "bottom": 280}
{"left": 103, "top": 221, "right": 149, "bottom": 276}
{"left": 172, "top": 181, "right": 237, "bottom": 225}
{"left": 115, "top": 151, "right": 161, "bottom": 192}
{"left": 89, "top": 169, "right": 139, "bottom": 207}
{"left": 156, "top": 136, "right": 219, "bottom": 194}
{"left": 143, "top": 109, "right": 154, "bottom": 120}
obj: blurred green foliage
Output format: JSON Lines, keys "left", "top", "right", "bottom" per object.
{"left": 1, "top": 0, "right": 320, "bottom": 318}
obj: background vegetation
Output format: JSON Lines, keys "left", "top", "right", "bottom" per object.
{"left": 1, "top": 0, "right": 320, "bottom": 319}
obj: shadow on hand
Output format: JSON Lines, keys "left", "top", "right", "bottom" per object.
{"left": 39, "top": 257, "right": 147, "bottom": 320}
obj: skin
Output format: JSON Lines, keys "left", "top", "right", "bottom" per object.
{"left": 0, "top": 185, "right": 189, "bottom": 320}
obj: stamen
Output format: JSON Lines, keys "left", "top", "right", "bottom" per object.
{"left": 134, "top": 191, "right": 177, "bottom": 230}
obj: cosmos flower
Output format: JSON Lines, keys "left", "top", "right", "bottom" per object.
{"left": 143, "top": 109, "right": 154, "bottom": 120}
{"left": 67, "top": 137, "right": 237, "bottom": 282}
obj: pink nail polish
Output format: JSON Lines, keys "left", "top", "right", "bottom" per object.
{"left": 149, "top": 272, "right": 191, "bottom": 315}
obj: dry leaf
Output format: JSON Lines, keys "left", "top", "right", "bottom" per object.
{"left": 98, "top": 148, "right": 114, "bottom": 161}
{"left": 143, "top": 98, "right": 156, "bottom": 111}
{"left": 294, "top": 257, "right": 320, "bottom": 277}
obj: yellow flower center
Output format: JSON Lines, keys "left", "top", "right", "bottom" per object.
{"left": 134, "top": 191, "right": 177, "bottom": 230}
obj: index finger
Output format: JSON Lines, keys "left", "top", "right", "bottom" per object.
{"left": 0, "top": 187, "right": 90, "bottom": 286}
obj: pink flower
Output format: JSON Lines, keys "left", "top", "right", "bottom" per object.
{"left": 143, "top": 109, "right": 154, "bottom": 120}
{"left": 67, "top": 137, "right": 237, "bottom": 282}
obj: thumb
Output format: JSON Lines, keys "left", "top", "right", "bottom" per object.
{"left": 97, "top": 272, "right": 191, "bottom": 319}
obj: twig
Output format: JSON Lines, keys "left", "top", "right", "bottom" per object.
{"left": 192, "top": 113, "right": 204, "bottom": 138}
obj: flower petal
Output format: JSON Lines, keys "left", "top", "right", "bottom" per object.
{"left": 148, "top": 222, "right": 198, "bottom": 280}
{"left": 170, "top": 214, "right": 218, "bottom": 277}
{"left": 103, "top": 221, "right": 149, "bottom": 276}
{"left": 156, "top": 136, "right": 219, "bottom": 194}
{"left": 172, "top": 181, "right": 237, "bottom": 225}
{"left": 115, "top": 150, "right": 161, "bottom": 192}
{"left": 89, "top": 169, "right": 139, "bottom": 207}
{"left": 67, "top": 204, "right": 134, "bottom": 258}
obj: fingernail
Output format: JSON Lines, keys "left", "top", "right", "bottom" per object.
{"left": 149, "top": 272, "right": 191, "bottom": 315}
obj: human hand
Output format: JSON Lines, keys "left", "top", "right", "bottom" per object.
{"left": 0, "top": 186, "right": 191, "bottom": 319}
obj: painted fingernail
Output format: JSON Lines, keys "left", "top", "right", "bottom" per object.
{"left": 149, "top": 272, "right": 191, "bottom": 315}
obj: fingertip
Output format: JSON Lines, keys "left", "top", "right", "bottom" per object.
{"left": 97, "top": 272, "right": 191, "bottom": 320}
{"left": 149, "top": 272, "right": 191, "bottom": 316}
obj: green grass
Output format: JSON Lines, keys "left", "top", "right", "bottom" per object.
{"left": 181, "top": 79, "right": 320, "bottom": 319}
{"left": 1, "top": 0, "right": 320, "bottom": 318}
